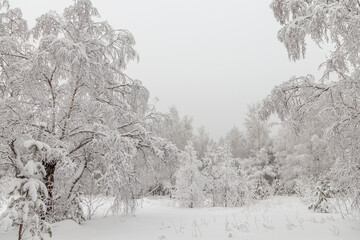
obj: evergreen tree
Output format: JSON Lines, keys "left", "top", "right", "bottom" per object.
{"left": 174, "top": 141, "right": 204, "bottom": 208}
{"left": 0, "top": 161, "right": 51, "bottom": 240}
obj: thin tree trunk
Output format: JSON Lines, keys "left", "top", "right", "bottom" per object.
{"left": 18, "top": 224, "right": 23, "bottom": 240}
{"left": 43, "top": 161, "right": 56, "bottom": 219}
{"left": 43, "top": 66, "right": 57, "bottom": 134}
{"left": 18, "top": 190, "right": 29, "bottom": 240}
{"left": 61, "top": 77, "right": 81, "bottom": 139}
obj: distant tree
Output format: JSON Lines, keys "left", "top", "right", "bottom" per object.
{"left": 202, "top": 143, "right": 247, "bottom": 207}
{"left": 225, "top": 126, "right": 248, "bottom": 158}
{"left": 193, "top": 126, "right": 210, "bottom": 159}
{"left": 174, "top": 141, "right": 204, "bottom": 208}
{"left": 244, "top": 103, "right": 271, "bottom": 155}
{"left": 241, "top": 148, "right": 275, "bottom": 200}
{"left": 157, "top": 107, "right": 193, "bottom": 151}
{"left": 202, "top": 143, "right": 220, "bottom": 206}
{"left": 149, "top": 106, "right": 193, "bottom": 194}
{"left": 216, "top": 145, "right": 245, "bottom": 207}
{"left": 272, "top": 120, "right": 335, "bottom": 195}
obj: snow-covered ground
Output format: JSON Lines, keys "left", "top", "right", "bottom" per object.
{"left": 1, "top": 196, "right": 359, "bottom": 240}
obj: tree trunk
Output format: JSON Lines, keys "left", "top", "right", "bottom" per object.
{"left": 18, "top": 190, "right": 30, "bottom": 240}
{"left": 18, "top": 224, "right": 23, "bottom": 240}
{"left": 43, "top": 161, "right": 57, "bottom": 219}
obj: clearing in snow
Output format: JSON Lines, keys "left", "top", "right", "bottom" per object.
{"left": 1, "top": 196, "right": 359, "bottom": 240}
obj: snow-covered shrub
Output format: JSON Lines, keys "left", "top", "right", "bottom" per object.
{"left": 272, "top": 178, "right": 285, "bottom": 195}
{"left": 79, "top": 174, "right": 106, "bottom": 220}
{"left": 252, "top": 176, "right": 272, "bottom": 200}
{"left": 293, "top": 177, "right": 314, "bottom": 201}
{"left": 308, "top": 180, "right": 331, "bottom": 213}
{"left": 174, "top": 141, "right": 205, "bottom": 208}
{"left": 63, "top": 187, "right": 85, "bottom": 224}
{"left": 0, "top": 161, "right": 51, "bottom": 240}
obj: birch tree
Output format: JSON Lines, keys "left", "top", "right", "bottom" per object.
{"left": 245, "top": 103, "right": 271, "bottom": 155}
{"left": 263, "top": 0, "right": 360, "bottom": 208}
{"left": 0, "top": 0, "right": 178, "bottom": 225}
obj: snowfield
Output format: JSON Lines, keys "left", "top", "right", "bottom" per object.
{"left": 1, "top": 196, "right": 359, "bottom": 240}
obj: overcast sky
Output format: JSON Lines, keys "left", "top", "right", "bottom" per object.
{"left": 11, "top": 0, "right": 328, "bottom": 139}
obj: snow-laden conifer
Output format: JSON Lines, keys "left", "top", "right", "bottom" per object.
{"left": 174, "top": 141, "right": 204, "bottom": 208}
{"left": 0, "top": 161, "right": 51, "bottom": 240}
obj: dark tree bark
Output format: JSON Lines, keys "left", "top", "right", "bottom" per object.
{"left": 43, "top": 161, "right": 57, "bottom": 218}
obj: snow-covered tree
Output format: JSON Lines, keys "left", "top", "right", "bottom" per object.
{"left": 272, "top": 119, "right": 335, "bottom": 195}
{"left": 224, "top": 126, "right": 248, "bottom": 159}
{"left": 216, "top": 145, "right": 246, "bottom": 207}
{"left": 193, "top": 126, "right": 210, "bottom": 160}
{"left": 244, "top": 103, "right": 271, "bottom": 155}
{"left": 262, "top": 0, "right": 360, "bottom": 208}
{"left": 0, "top": 0, "right": 178, "bottom": 225}
{"left": 0, "top": 160, "right": 51, "bottom": 240}
{"left": 157, "top": 107, "right": 193, "bottom": 151}
{"left": 202, "top": 143, "right": 247, "bottom": 207}
{"left": 241, "top": 148, "right": 275, "bottom": 200}
{"left": 174, "top": 141, "right": 204, "bottom": 208}
{"left": 150, "top": 107, "right": 194, "bottom": 194}
{"left": 308, "top": 180, "right": 331, "bottom": 213}
{"left": 201, "top": 143, "right": 219, "bottom": 206}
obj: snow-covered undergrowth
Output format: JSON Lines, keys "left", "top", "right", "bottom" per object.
{"left": 1, "top": 196, "right": 359, "bottom": 240}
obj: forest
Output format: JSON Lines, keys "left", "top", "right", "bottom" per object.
{"left": 0, "top": 0, "right": 359, "bottom": 239}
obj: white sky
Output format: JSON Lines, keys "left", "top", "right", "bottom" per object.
{"left": 11, "top": 0, "right": 328, "bottom": 139}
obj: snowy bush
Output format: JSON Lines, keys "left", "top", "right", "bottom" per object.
{"left": 308, "top": 181, "right": 332, "bottom": 213}
{"left": 252, "top": 176, "right": 272, "bottom": 200}
{"left": 272, "top": 178, "right": 285, "bottom": 196}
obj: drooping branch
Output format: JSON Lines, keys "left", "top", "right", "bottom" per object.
{"left": 8, "top": 139, "right": 24, "bottom": 177}
{"left": 66, "top": 157, "right": 87, "bottom": 199}
{"left": 68, "top": 137, "right": 93, "bottom": 156}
